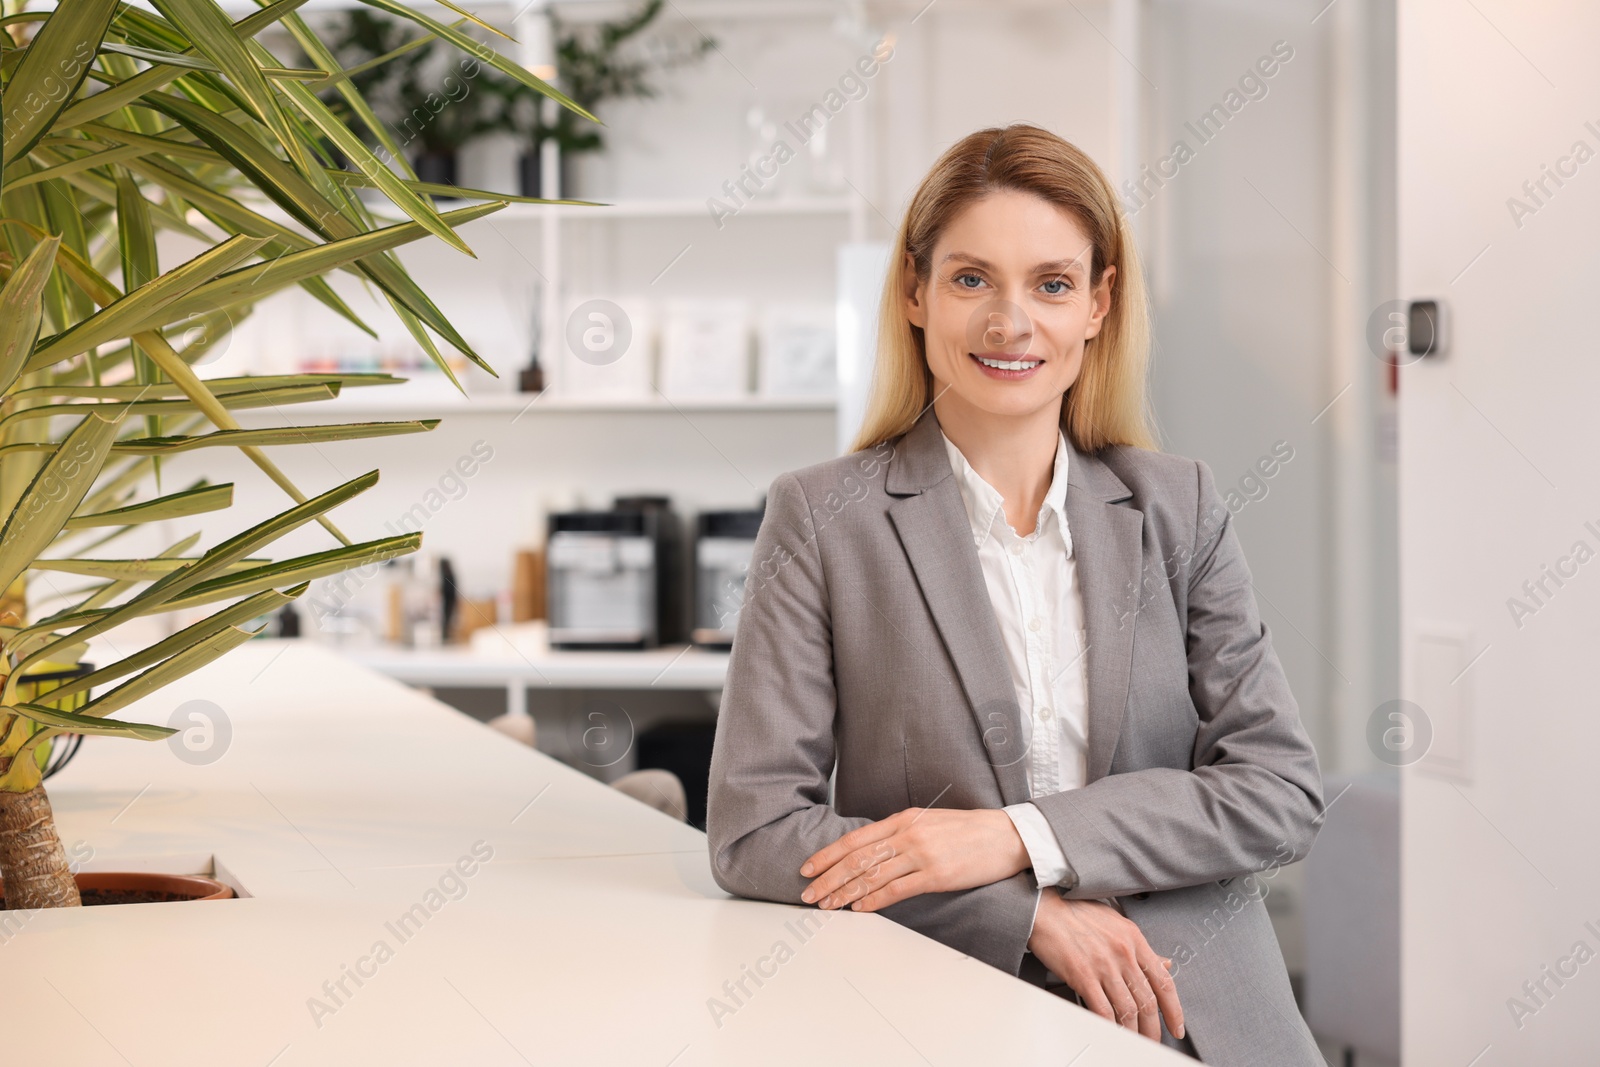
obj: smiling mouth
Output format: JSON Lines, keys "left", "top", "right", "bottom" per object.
{"left": 970, "top": 352, "right": 1042, "bottom": 371}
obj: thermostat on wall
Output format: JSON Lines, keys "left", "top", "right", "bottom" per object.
{"left": 1407, "top": 298, "right": 1448, "bottom": 359}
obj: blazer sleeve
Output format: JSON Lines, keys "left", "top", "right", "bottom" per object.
{"left": 1029, "top": 457, "right": 1326, "bottom": 899}
{"left": 706, "top": 470, "right": 1040, "bottom": 976}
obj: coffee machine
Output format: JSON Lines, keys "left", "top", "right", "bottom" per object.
{"left": 691, "top": 507, "right": 765, "bottom": 648}
{"left": 546, "top": 496, "right": 683, "bottom": 650}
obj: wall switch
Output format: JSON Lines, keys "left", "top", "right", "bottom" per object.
{"left": 1410, "top": 623, "right": 1474, "bottom": 783}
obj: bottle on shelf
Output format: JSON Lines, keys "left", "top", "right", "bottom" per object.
{"left": 512, "top": 495, "right": 549, "bottom": 622}
{"left": 276, "top": 603, "right": 301, "bottom": 638}
{"left": 520, "top": 285, "right": 546, "bottom": 394}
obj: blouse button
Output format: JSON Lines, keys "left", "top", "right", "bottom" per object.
{"left": 1010, "top": 541, "right": 1024, "bottom": 556}
{"left": 1038, "top": 707, "right": 1053, "bottom": 721}
{"left": 1028, "top": 616, "right": 1042, "bottom": 633}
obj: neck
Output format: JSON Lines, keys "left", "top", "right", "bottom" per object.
{"left": 933, "top": 388, "right": 1062, "bottom": 537}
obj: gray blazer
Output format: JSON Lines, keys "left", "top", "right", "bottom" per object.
{"left": 707, "top": 405, "right": 1326, "bottom": 1066}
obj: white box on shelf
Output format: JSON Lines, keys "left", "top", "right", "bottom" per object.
{"left": 555, "top": 294, "right": 656, "bottom": 400}
{"left": 657, "top": 299, "right": 752, "bottom": 400}
{"left": 757, "top": 302, "right": 836, "bottom": 398}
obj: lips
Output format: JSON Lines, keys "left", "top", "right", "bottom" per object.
{"left": 969, "top": 351, "right": 1043, "bottom": 379}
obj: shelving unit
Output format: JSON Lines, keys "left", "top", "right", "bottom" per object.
{"left": 307, "top": 194, "right": 860, "bottom": 406}
{"left": 229, "top": 188, "right": 857, "bottom": 412}
{"left": 228, "top": 2, "right": 876, "bottom": 418}
{"left": 206, "top": 3, "right": 870, "bottom": 603}
{"left": 513, "top": 194, "right": 864, "bottom": 399}
{"left": 495, "top": 3, "right": 872, "bottom": 403}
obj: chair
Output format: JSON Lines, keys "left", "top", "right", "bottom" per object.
{"left": 486, "top": 713, "right": 689, "bottom": 823}
{"left": 1302, "top": 771, "right": 1400, "bottom": 1065}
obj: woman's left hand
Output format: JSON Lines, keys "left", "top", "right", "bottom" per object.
{"left": 798, "top": 808, "right": 1031, "bottom": 912}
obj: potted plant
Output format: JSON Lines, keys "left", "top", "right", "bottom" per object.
{"left": 519, "top": 0, "right": 716, "bottom": 198}
{"left": 317, "top": 9, "right": 535, "bottom": 190}
{"left": 0, "top": 0, "right": 597, "bottom": 909}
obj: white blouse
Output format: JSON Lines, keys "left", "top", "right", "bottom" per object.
{"left": 939, "top": 428, "right": 1093, "bottom": 918}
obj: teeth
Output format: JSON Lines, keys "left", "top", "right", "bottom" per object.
{"left": 976, "top": 354, "right": 1040, "bottom": 371}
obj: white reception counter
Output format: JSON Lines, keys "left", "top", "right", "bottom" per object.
{"left": 0, "top": 640, "right": 1186, "bottom": 1065}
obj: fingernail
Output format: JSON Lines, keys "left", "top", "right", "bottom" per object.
{"left": 801, "top": 863, "right": 813, "bottom": 876}
{"left": 801, "top": 889, "right": 813, "bottom": 902}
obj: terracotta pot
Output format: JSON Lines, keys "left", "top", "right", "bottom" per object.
{"left": 78, "top": 872, "right": 234, "bottom": 904}
{"left": 1, "top": 871, "right": 235, "bottom": 907}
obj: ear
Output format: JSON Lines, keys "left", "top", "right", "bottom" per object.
{"left": 1084, "top": 264, "right": 1116, "bottom": 340}
{"left": 902, "top": 251, "right": 927, "bottom": 329}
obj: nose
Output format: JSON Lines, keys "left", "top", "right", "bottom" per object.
{"left": 970, "top": 295, "right": 1034, "bottom": 353}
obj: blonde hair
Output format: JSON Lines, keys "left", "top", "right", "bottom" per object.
{"left": 848, "top": 123, "right": 1159, "bottom": 455}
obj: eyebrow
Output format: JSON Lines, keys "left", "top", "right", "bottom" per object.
{"left": 939, "top": 251, "right": 1088, "bottom": 276}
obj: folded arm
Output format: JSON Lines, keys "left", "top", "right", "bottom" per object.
{"left": 1031, "top": 458, "right": 1326, "bottom": 899}
{"left": 706, "top": 471, "right": 1039, "bottom": 975}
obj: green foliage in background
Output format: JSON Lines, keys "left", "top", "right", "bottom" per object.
{"left": 316, "top": 9, "right": 531, "bottom": 158}
{"left": 316, "top": 0, "right": 712, "bottom": 162}
{"left": 540, "top": 0, "right": 713, "bottom": 155}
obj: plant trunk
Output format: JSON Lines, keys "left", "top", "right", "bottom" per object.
{"left": 0, "top": 785, "right": 80, "bottom": 909}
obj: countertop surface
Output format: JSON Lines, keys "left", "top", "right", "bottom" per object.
{"left": 2, "top": 640, "right": 1186, "bottom": 1066}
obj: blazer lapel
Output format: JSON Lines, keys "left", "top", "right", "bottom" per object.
{"left": 887, "top": 411, "right": 1031, "bottom": 806}
{"left": 884, "top": 406, "right": 1147, "bottom": 803}
{"left": 1062, "top": 434, "right": 1144, "bottom": 784}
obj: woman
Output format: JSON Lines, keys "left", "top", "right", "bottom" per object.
{"left": 706, "top": 123, "right": 1325, "bottom": 1064}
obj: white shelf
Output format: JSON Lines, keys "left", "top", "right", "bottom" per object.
{"left": 474, "top": 195, "right": 858, "bottom": 222}
{"left": 224, "top": 195, "right": 853, "bottom": 235}
{"left": 347, "top": 624, "right": 731, "bottom": 692}
{"left": 300, "top": 196, "right": 857, "bottom": 231}
{"left": 292, "top": 386, "right": 837, "bottom": 417}
{"left": 226, "top": 0, "right": 845, "bottom": 17}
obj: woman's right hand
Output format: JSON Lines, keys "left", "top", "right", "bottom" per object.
{"left": 1027, "top": 891, "right": 1185, "bottom": 1043}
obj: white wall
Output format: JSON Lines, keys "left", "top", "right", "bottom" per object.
{"left": 1399, "top": 0, "right": 1600, "bottom": 1061}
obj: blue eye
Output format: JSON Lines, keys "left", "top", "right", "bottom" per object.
{"left": 1041, "top": 278, "right": 1071, "bottom": 295}
{"left": 954, "top": 272, "right": 985, "bottom": 289}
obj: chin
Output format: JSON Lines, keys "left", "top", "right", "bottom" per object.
{"left": 950, "top": 379, "right": 1068, "bottom": 421}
